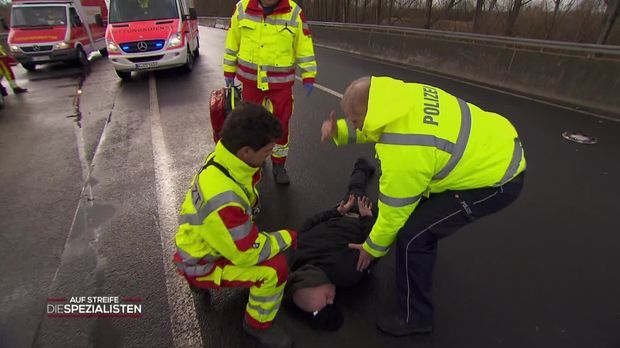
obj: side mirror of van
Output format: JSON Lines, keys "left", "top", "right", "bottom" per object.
{"left": 189, "top": 8, "right": 198, "bottom": 20}
{"left": 95, "top": 14, "right": 104, "bottom": 27}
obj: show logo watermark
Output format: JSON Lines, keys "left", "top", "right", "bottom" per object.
{"left": 47, "top": 296, "right": 143, "bottom": 317}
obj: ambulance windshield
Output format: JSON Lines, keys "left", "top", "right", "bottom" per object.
{"left": 109, "top": 0, "right": 179, "bottom": 23}
{"left": 11, "top": 6, "right": 67, "bottom": 28}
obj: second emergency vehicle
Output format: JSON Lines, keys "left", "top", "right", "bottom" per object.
{"left": 105, "top": 0, "right": 199, "bottom": 80}
{"left": 8, "top": 0, "right": 108, "bottom": 71}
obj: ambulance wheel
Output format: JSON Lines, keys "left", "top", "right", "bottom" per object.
{"left": 116, "top": 70, "right": 131, "bottom": 81}
{"left": 182, "top": 47, "right": 194, "bottom": 73}
{"left": 76, "top": 47, "right": 89, "bottom": 67}
{"left": 22, "top": 63, "right": 36, "bottom": 72}
{"left": 193, "top": 39, "right": 200, "bottom": 57}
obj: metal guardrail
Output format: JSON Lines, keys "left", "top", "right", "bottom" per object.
{"left": 200, "top": 17, "right": 620, "bottom": 58}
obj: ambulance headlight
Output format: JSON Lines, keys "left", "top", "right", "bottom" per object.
{"left": 53, "top": 41, "right": 70, "bottom": 50}
{"left": 107, "top": 41, "right": 120, "bottom": 53}
{"left": 167, "top": 33, "right": 182, "bottom": 48}
{"left": 9, "top": 45, "right": 20, "bottom": 53}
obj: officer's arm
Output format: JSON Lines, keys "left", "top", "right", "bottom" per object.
{"left": 362, "top": 160, "right": 431, "bottom": 258}
{"left": 332, "top": 118, "right": 373, "bottom": 146}
{"left": 293, "top": 8, "right": 317, "bottom": 85}
{"left": 206, "top": 205, "right": 296, "bottom": 267}
{"left": 223, "top": 6, "right": 240, "bottom": 78}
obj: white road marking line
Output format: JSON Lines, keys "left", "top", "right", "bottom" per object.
{"left": 148, "top": 74, "right": 203, "bottom": 348}
{"left": 295, "top": 75, "right": 343, "bottom": 99}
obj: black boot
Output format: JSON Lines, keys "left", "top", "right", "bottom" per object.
{"left": 0, "top": 85, "right": 7, "bottom": 97}
{"left": 13, "top": 87, "right": 28, "bottom": 94}
{"left": 272, "top": 164, "right": 290, "bottom": 185}
{"left": 377, "top": 314, "right": 433, "bottom": 336}
{"left": 243, "top": 321, "right": 292, "bottom": 348}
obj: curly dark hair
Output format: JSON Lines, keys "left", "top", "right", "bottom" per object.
{"left": 220, "top": 102, "right": 282, "bottom": 153}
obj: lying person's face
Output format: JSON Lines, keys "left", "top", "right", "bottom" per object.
{"left": 293, "top": 283, "right": 336, "bottom": 313}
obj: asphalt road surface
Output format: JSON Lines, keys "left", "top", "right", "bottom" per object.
{"left": 1, "top": 26, "right": 618, "bottom": 348}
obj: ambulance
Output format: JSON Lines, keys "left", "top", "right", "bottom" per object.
{"left": 105, "top": 0, "right": 199, "bottom": 80}
{"left": 8, "top": 0, "right": 108, "bottom": 71}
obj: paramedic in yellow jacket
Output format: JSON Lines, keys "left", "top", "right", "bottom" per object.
{"left": 0, "top": 45, "right": 28, "bottom": 95}
{"left": 321, "top": 76, "right": 526, "bottom": 336}
{"left": 224, "top": 0, "right": 318, "bottom": 185}
{"left": 174, "top": 103, "right": 298, "bottom": 348}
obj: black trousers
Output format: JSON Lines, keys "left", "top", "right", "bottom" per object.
{"left": 395, "top": 172, "right": 525, "bottom": 326}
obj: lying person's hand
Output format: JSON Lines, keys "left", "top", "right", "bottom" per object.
{"left": 357, "top": 196, "right": 373, "bottom": 217}
{"left": 337, "top": 194, "right": 355, "bottom": 215}
{"left": 348, "top": 243, "right": 375, "bottom": 272}
{"left": 321, "top": 111, "right": 337, "bottom": 142}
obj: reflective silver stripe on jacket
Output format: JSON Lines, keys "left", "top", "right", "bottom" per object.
{"left": 238, "top": 2, "right": 299, "bottom": 27}
{"left": 175, "top": 261, "right": 215, "bottom": 277}
{"left": 365, "top": 236, "right": 389, "bottom": 253}
{"left": 299, "top": 65, "right": 317, "bottom": 73}
{"left": 177, "top": 247, "right": 221, "bottom": 266}
{"left": 229, "top": 220, "right": 254, "bottom": 241}
{"left": 380, "top": 133, "right": 455, "bottom": 153}
{"left": 223, "top": 58, "right": 237, "bottom": 67}
{"left": 296, "top": 56, "right": 315, "bottom": 63}
{"left": 237, "top": 2, "right": 262, "bottom": 23}
{"left": 260, "top": 75, "right": 296, "bottom": 83}
{"left": 179, "top": 190, "right": 250, "bottom": 225}
{"left": 346, "top": 120, "right": 357, "bottom": 144}
{"left": 273, "top": 231, "right": 288, "bottom": 251}
{"left": 379, "top": 192, "right": 421, "bottom": 207}
{"left": 249, "top": 292, "right": 283, "bottom": 304}
{"left": 225, "top": 48, "right": 238, "bottom": 56}
{"left": 238, "top": 58, "right": 294, "bottom": 73}
{"left": 433, "top": 99, "right": 472, "bottom": 180}
{"left": 257, "top": 233, "right": 272, "bottom": 263}
{"left": 247, "top": 302, "right": 281, "bottom": 316}
{"left": 378, "top": 97, "right": 472, "bottom": 181}
{"left": 236, "top": 69, "right": 257, "bottom": 81}
{"left": 494, "top": 138, "right": 523, "bottom": 186}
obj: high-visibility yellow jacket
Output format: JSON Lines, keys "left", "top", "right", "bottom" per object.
{"left": 333, "top": 76, "right": 526, "bottom": 258}
{"left": 174, "top": 142, "right": 296, "bottom": 282}
{"left": 224, "top": 0, "right": 317, "bottom": 91}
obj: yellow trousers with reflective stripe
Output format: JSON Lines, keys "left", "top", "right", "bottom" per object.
{"left": 188, "top": 254, "right": 288, "bottom": 329}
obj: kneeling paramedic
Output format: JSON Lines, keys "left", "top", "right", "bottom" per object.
{"left": 321, "top": 76, "right": 526, "bottom": 335}
{"left": 174, "top": 103, "right": 298, "bottom": 348}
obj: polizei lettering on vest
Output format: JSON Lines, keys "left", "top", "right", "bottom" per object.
{"left": 422, "top": 86, "right": 440, "bottom": 126}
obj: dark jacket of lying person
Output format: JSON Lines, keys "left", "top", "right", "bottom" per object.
{"left": 285, "top": 158, "right": 375, "bottom": 330}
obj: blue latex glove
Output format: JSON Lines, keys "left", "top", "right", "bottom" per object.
{"left": 225, "top": 77, "right": 234, "bottom": 87}
{"left": 303, "top": 82, "right": 314, "bottom": 97}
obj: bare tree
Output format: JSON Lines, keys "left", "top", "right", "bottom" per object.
{"left": 505, "top": 0, "right": 534, "bottom": 36}
{"left": 424, "top": 0, "right": 433, "bottom": 28}
{"left": 361, "top": 0, "right": 370, "bottom": 23}
{"left": 376, "top": 0, "right": 383, "bottom": 24}
{"left": 473, "top": 0, "right": 485, "bottom": 33}
{"left": 597, "top": 0, "right": 620, "bottom": 43}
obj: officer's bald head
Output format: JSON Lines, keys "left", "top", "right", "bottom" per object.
{"left": 341, "top": 77, "right": 370, "bottom": 130}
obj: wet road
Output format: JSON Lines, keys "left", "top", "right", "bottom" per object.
{"left": 1, "top": 26, "right": 619, "bottom": 348}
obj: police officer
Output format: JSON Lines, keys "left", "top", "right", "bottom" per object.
{"left": 174, "top": 103, "right": 297, "bottom": 348}
{"left": 223, "top": 0, "right": 317, "bottom": 185}
{"left": 321, "top": 76, "right": 526, "bottom": 335}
